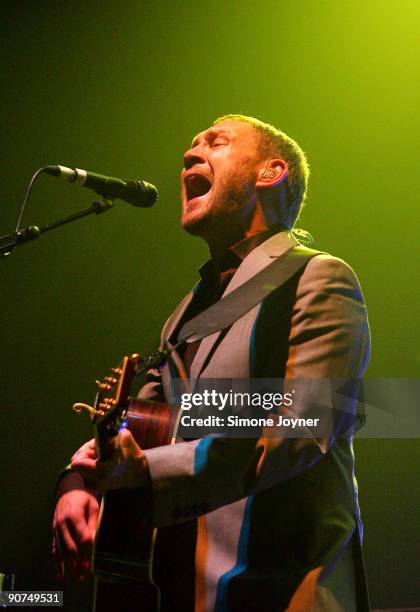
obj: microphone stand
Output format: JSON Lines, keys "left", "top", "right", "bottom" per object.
{"left": 0, "top": 199, "right": 113, "bottom": 257}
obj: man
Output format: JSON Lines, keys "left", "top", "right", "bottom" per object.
{"left": 53, "top": 115, "right": 370, "bottom": 611}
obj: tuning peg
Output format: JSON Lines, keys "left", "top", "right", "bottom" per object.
{"left": 111, "top": 368, "right": 122, "bottom": 375}
{"left": 73, "top": 402, "right": 104, "bottom": 418}
{"left": 95, "top": 380, "right": 112, "bottom": 391}
{"left": 104, "top": 376, "right": 118, "bottom": 385}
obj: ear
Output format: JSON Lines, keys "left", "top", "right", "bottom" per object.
{"left": 256, "top": 159, "right": 288, "bottom": 188}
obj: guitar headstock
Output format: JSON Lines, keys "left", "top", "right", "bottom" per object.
{"left": 73, "top": 353, "right": 142, "bottom": 459}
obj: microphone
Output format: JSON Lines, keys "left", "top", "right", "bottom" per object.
{"left": 43, "top": 165, "right": 158, "bottom": 207}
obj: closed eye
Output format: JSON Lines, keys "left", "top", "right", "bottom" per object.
{"left": 212, "top": 137, "right": 229, "bottom": 147}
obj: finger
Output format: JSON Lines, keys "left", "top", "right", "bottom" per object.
{"left": 67, "top": 558, "right": 88, "bottom": 581}
{"left": 52, "top": 514, "right": 65, "bottom": 579}
{"left": 76, "top": 558, "right": 92, "bottom": 579}
{"left": 51, "top": 534, "right": 65, "bottom": 580}
{"left": 118, "top": 428, "right": 136, "bottom": 446}
{"left": 71, "top": 456, "right": 98, "bottom": 473}
{"left": 86, "top": 495, "right": 100, "bottom": 531}
{"left": 82, "top": 438, "right": 96, "bottom": 451}
{"left": 119, "top": 429, "right": 143, "bottom": 453}
{"left": 66, "top": 514, "right": 96, "bottom": 560}
{"left": 71, "top": 439, "right": 97, "bottom": 462}
{"left": 56, "top": 521, "right": 79, "bottom": 562}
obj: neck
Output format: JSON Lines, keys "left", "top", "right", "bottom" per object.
{"left": 206, "top": 202, "right": 270, "bottom": 261}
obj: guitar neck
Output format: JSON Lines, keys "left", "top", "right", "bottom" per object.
{"left": 92, "top": 354, "right": 142, "bottom": 461}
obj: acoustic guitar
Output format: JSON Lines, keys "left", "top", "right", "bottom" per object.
{"left": 74, "top": 353, "right": 183, "bottom": 612}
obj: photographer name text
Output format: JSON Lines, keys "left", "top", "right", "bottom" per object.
{"left": 180, "top": 414, "right": 320, "bottom": 428}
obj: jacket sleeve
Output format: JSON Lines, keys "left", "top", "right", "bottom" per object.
{"left": 142, "top": 254, "right": 371, "bottom": 526}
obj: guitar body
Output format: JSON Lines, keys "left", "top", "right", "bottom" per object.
{"left": 92, "top": 398, "right": 181, "bottom": 612}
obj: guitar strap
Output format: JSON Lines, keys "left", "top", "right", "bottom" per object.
{"left": 176, "top": 244, "right": 322, "bottom": 345}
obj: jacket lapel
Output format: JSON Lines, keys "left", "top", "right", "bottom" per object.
{"left": 160, "top": 289, "right": 196, "bottom": 346}
{"left": 159, "top": 290, "right": 195, "bottom": 402}
{"left": 189, "top": 231, "right": 298, "bottom": 379}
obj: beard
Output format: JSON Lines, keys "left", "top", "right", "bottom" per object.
{"left": 182, "top": 176, "right": 256, "bottom": 245}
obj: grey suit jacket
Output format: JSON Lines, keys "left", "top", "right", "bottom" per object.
{"left": 140, "top": 231, "right": 371, "bottom": 612}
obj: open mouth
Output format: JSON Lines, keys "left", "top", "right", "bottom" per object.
{"left": 185, "top": 174, "right": 212, "bottom": 202}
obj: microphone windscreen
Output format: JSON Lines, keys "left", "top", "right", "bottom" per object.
{"left": 124, "top": 180, "right": 158, "bottom": 207}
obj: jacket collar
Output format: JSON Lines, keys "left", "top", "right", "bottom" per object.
{"left": 219, "top": 230, "right": 298, "bottom": 296}
{"left": 162, "top": 230, "right": 299, "bottom": 345}
{"left": 197, "top": 227, "right": 293, "bottom": 283}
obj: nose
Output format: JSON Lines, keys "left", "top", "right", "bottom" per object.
{"left": 183, "top": 146, "right": 206, "bottom": 171}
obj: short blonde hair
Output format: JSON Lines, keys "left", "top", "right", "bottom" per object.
{"left": 214, "top": 114, "right": 310, "bottom": 228}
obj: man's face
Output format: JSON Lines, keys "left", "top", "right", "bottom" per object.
{"left": 181, "top": 120, "right": 264, "bottom": 240}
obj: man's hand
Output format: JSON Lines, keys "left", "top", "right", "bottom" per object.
{"left": 52, "top": 488, "right": 99, "bottom": 580}
{"left": 70, "top": 429, "right": 150, "bottom": 492}
{"left": 52, "top": 430, "right": 149, "bottom": 580}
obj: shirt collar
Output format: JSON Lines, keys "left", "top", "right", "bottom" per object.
{"left": 198, "top": 227, "right": 284, "bottom": 283}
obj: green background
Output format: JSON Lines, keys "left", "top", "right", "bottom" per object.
{"left": 1, "top": 1, "right": 419, "bottom": 608}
